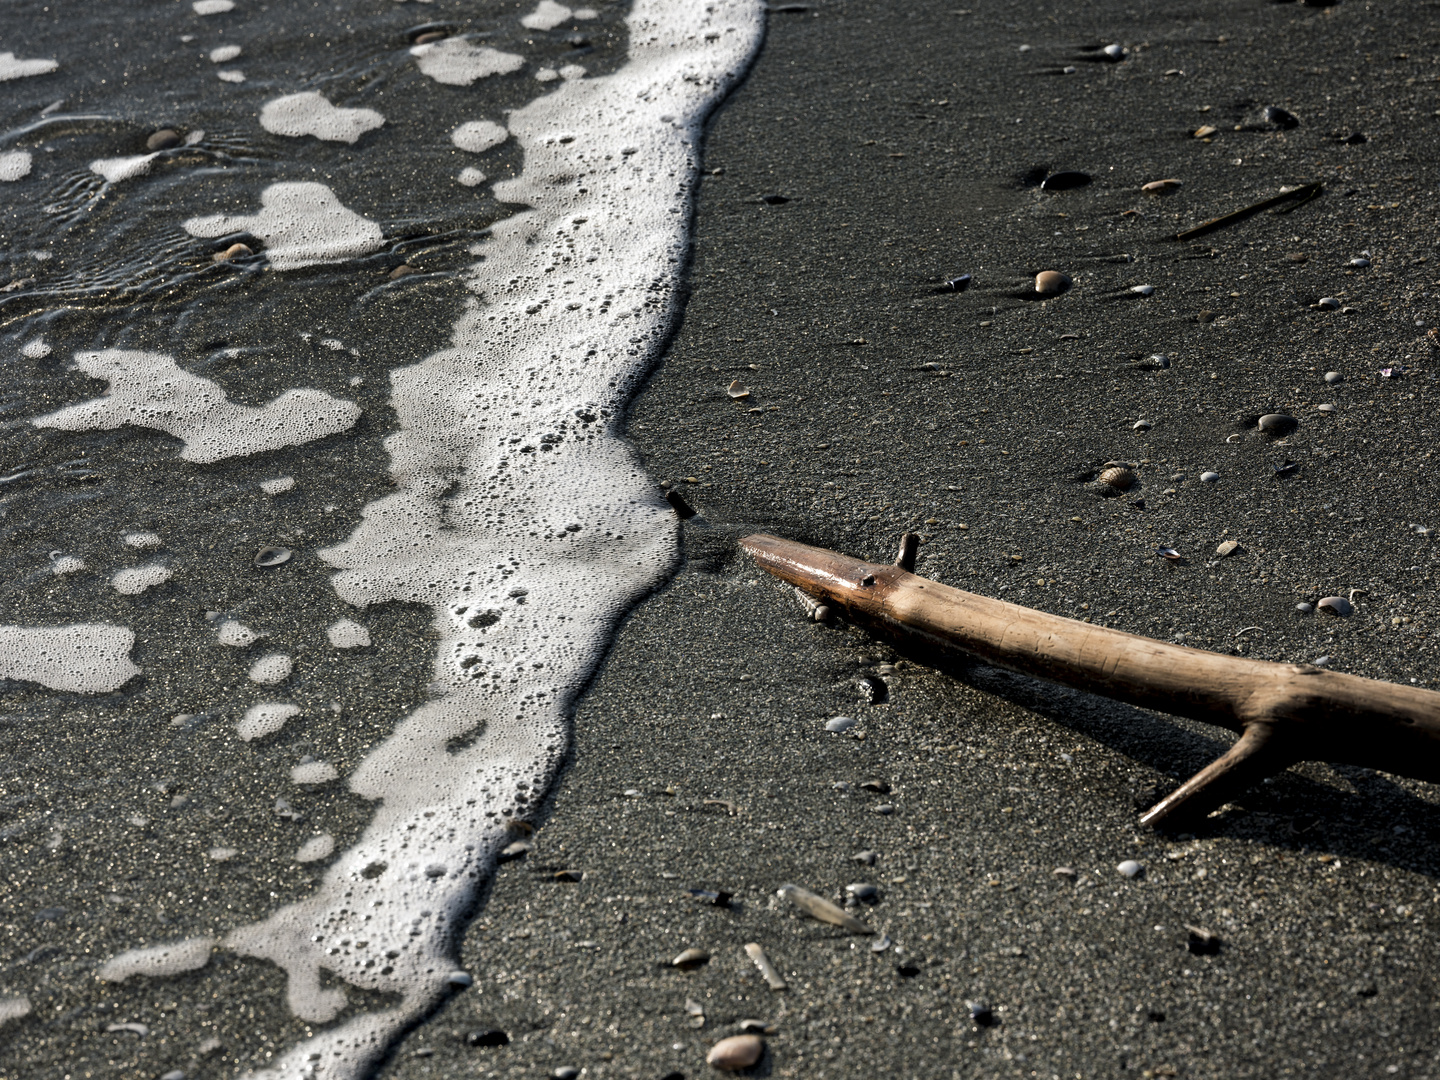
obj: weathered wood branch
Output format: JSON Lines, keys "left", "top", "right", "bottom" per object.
{"left": 740, "top": 532, "right": 1440, "bottom": 827}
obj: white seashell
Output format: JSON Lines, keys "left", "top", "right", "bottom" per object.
{"left": 824, "top": 715, "right": 856, "bottom": 733}
{"left": 672, "top": 947, "right": 711, "bottom": 969}
{"left": 1117, "top": 859, "right": 1144, "bottom": 878}
{"left": 1317, "top": 596, "right": 1353, "bottom": 617}
{"left": 1131, "top": 284, "right": 1155, "bottom": 295}
{"left": 777, "top": 883, "right": 873, "bottom": 934}
{"left": 707, "top": 1034, "right": 764, "bottom": 1071}
{"left": 1141, "top": 178, "right": 1182, "bottom": 195}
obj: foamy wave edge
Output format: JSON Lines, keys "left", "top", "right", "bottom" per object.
{"left": 220, "top": 3, "right": 765, "bottom": 1077}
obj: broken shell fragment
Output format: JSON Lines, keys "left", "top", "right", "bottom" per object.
{"left": 1156, "top": 546, "right": 1183, "bottom": 561}
{"left": 1141, "top": 178, "right": 1183, "bottom": 195}
{"left": 743, "top": 942, "right": 787, "bottom": 990}
{"left": 1193, "top": 125, "right": 1218, "bottom": 138}
{"left": 1257, "top": 413, "right": 1298, "bottom": 437}
{"left": 213, "top": 242, "right": 253, "bottom": 263}
{"left": 253, "top": 545, "right": 292, "bottom": 568}
{"left": 1186, "top": 924, "right": 1222, "bottom": 955}
{"left": 1034, "top": 270, "right": 1072, "bottom": 296}
{"left": 1131, "top": 284, "right": 1156, "bottom": 296}
{"left": 824, "top": 715, "right": 856, "bottom": 733}
{"left": 1132, "top": 419, "right": 1153, "bottom": 431}
{"left": 1215, "top": 539, "right": 1240, "bottom": 557}
{"left": 1317, "top": 596, "right": 1353, "bottom": 617}
{"left": 777, "top": 883, "right": 874, "bottom": 934}
{"left": 1097, "top": 466, "right": 1136, "bottom": 491}
{"left": 1316, "top": 296, "right": 1341, "bottom": 311}
{"left": 727, "top": 380, "right": 750, "bottom": 399}
{"left": 672, "top": 947, "right": 711, "bottom": 970}
{"left": 1102, "top": 43, "right": 1125, "bottom": 60}
{"left": 707, "top": 1034, "right": 764, "bottom": 1071}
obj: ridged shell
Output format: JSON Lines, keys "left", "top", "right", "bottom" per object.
{"left": 1097, "top": 466, "right": 1136, "bottom": 490}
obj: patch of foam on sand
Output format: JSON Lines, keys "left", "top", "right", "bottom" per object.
{"left": 260, "top": 92, "right": 385, "bottom": 144}
{"left": 225, "top": 2, "right": 765, "bottom": 1077}
{"left": 238, "top": 702, "right": 300, "bottom": 741}
{"left": 34, "top": 349, "right": 361, "bottom": 462}
{"left": 0, "top": 996, "right": 31, "bottom": 1027}
{"left": 327, "top": 619, "right": 371, "bottom": 648}
{"left": 450, "top": 120, "right": 508, "bottom": 153}
{"left": 0, "top": 624, "right": 140, "bottom": 692}
{"left": 98, "top": 937, "right": 215, "bottom": 982}
{"left": 90, "top": 153, "right": 160, "bottom": 184}
{"left": 193, "top": 0, "right": 234, "bottom": 13}
{"left": 410, "top": 37, "right": 525, "bottom": 86}
{"left": 0, "top": 52, "right": 58, "bottom": 81}
{"left": 521, "top": 0, "right": 576, "bottom": 30}
{"left": 111, "top": 562, "right": 172, "bottom": 595}
{"left": 0, "top": 150, "right": 32, "bottom": 181}
{"left": 184, "top": 182, "right": 384, "bottom": 270}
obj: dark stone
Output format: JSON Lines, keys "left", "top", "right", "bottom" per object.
{"left": 1040, "top": 170, "right": 1091, "bottom": 191}
{"left": 146, "top": 129, "right": 182, "bottom": 152}
{"left": 465, "top": 1029, "right": 510, "bottom": 1048}
{"left": 760, "top": 193, "right": 790, "bottom": 205}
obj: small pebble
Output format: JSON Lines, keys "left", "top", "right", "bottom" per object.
{"left": 1131, "top": 284, "right": 1156, "bottom": 296}
{"left": 253, "top": 545, "right": 292, "bottom": 568}
{"left": 858, "top": 778, "right": 891, "bottom": 794}
{"left": 811, "top": 604, "right": 831, "bottom": 622}
{"left": 160, "top": 1072, "right": 187, "bottom": 1080}
{"left": 1215, "top": 539, "right": 1240, "bottom": 557}
{"left": 213, "top": 242, "right": 253, "bottom": 263}
{"left": 1102, "top": 43, "right": 1124, "bottom": 60}
{"left": 1262, "top": 105, "right": 1300, "bottom": 129}
{"left": 672, "top": 947, "right": 711, "bottom": 969}
{"left": 1296, "top": 603, "right": 1314, "bottom": 614}
{"left": 1117, "top": 859, "right": 1144, "bottom": 879}
{"left": 1348, "top": 257, "right": 1370, "bottom": 268}
{"left": 1317, "top": 403, "right": 1336, "bottom": 413}
{"left": 1257, "top": 413, "right": 1298, "bottom": 437}
{"left": 498, "top": 839, "right": 533, "bottom": 861}
{"left": 553, "top": 1070, "right": 580, "bottom": 1080}
{"left": 846, "top": 882, "right": 878, "bottom": 900}
{"left": 1316, "top": 296, "right": 1341, "bottom": 310}
{"left": 1034, "top": 270, "right": 1072, "bottom": 296}
{"left": 1324, "top": 371, "right": 1343, "bottom": 384}
{"left": 853, "top": 849, "right": 878, "bottom": 866}
{"left": 874, "top": 803, "right": 895, "bottom": 815}
{"left": 824, "top": 715, "right": 856, "bottom": 733}
{"left": 147, "top": 129, "right": 182, "bottom": 151}
{"left": 389, "top": 264, "right": 419, "bottom": 279}
{"left": 466, "top": 1029, "right": 510, "bottom": 1048}
{"left": 1317, "top": 596, "right": 1353, "bottom": 617}
{"left": 1141, "top": 178, "right": 1182, "bottom": 195}
{"left": 707, "top": 1034, "right": 764, "bottom": 1071}
{"left": 1312, "top": 655, "right": 1332, "bottom": 667}
{"left": 1200, "top": 471, "right": 1219, "bottom": 483}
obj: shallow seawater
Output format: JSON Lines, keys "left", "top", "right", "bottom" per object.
{"left": 0, "top": 1, "right": 761, "bottom": 1076}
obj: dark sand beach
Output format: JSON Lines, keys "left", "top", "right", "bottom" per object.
{"left": 3, "top": 1, "right": 1440, "bottom": 1078}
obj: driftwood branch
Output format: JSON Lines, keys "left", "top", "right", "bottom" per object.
{"left": 740, "top": 532, "right": 1440, "bottom": 827}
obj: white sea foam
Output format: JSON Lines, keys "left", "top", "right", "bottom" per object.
{"left": 451, "top": 120, "right": 508, "bottom": 154}
{"left": 521, "top": 0, "right": 575, "bottom": 30}
{"left": 295, "top": 834, "right": 335, "bottom": 862}
{"left": 112, "top": 562, "right": 172, "bottom": 595}
{"left": 0, "top": 150, "right": 32, "bottom": 181}
{"left": 98, "top": 937, "right": 215, "bottom": 982}
{"left": 34, "top": 349, "right": 361, "bottom": 462}
{"left": 0, "top": 996, "right": 30, "bottom": 1027}
{"left": 249, "top": 653, "right": 293, "bottom": 685}
{"left": 21, "top": 338, "right": 51, "bottom": 359}
{"left": 217, "top": 620, "right": 261, "bottom": 646}
{"left": 184, "top": 182, "right": 384, "bottom": 271}
{"left": 0, "top": 624, "right": 139, "bottom": 692}
{"left": 261, "top": 475, "right": 296, "bottom": 495}
{"left": 458, "top": 167, "right": 487, "bottom": 187}
{"left": 210, "top": 44, "right": 242, "bottom": 62}
{"left": 411, "top": 38, "right": 525, "bottom": 85}
{"left": 261, "top": 92, "right": 385, "bottom": 144}
{"left": 238, "top": 702, "right": 300, "bottom": 741}
{"left": 0, "top": 52, "right": 58, "bottom": 81}
{"left": 291, "top": 760, "right": 339, "bottom": 785}
{"left": 193, "top": 0, "right": 235, "bottom": 13}
{"left": 209, "top": 846, "right": 239, "bottom": 861}
{"left": 218, "top": 70, "right": 246, "bottom": 83}
{"left": 226, "top": 3, "right": 765, "bottom": 1077}
{"left": 50, "top": 555, "right": 86, "bottom": 575}
{"left": 90, "top": 153, "right": 159, "bottom": 184}
{"left": 124, "top": 531, "right": 162, "bottom": 550}
{"left": 327, "top": 618, "right": 371, "bottom": 648}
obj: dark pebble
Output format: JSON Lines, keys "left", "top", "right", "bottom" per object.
{"left": 465, "top": 1029, "right": 510, "bottom": 1048}
{"left": 389, "top": 264, "right": 419, "bottom": 280}
{"left": 1040, "top": 170, "right": 1091, "bottom": 191}
{"left": 146, "top": 129, "right": 182, "bottom": 151}
{"left": 761, "top": 193, "right": 790, "bottom": 205}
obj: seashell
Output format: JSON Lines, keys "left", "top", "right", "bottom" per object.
{"left": 707, "top": 1034, "right": 764, "bottom": 1071}
{"left": 147, "top": 129, "right": 182, "bottom": 151}
{"left": 497, "top": 839, "right": 533, "bottom": 861}
{"left": 1257, "top": 413, "right": 1298, "bottom": 437}
{"left": 1200, "top": 471, "right": 1219, "bottom": 483}
{"left": 1193, "top": 125, "right": 1218, "bottom": 139}
{"left": 1316, "top": 296, "right": 1340, "bottom": 310}
{"left": 1296, "top": 603, "right": 1314, "bottom": 614}
{"left": 824, "top": 715, "right": 856, "bottom": 733}
{"left": 1272, "top": 460, "right": 1300, "bottom": 478}
{"left": 1131, "top": 284, "right": 1155, "bottom": 296}
{"left": 1132, "top": 419, "right": 1153, "bottom": 431}
{"left": 967, "top": 1000, "right": 995, "bottom": 1026}
{"left": 1040, "top": 170, "right": 1091, "bottom": 191}
{"left": 1034, "top": 270, "right": 1072, "bottom": 296}
{"left": 743, "top": 942, "right": 787, "bottom": 990}
{"left": 1117, "top": 859, "right": 1144, "bottom": 878}
{"left": 672, "top": 947, "right": 711, "bottom": 969}
{"left": 1186, "top": 925, "right": 1222, "bottom": 955}
{"left": 213, "top": 242, "right": 253, "bottom": 263}
{"left": 446, "top": 970, "right": 473, "bottom": 987}
{"left": 253, "top": 545, "right": 292, "bottom": 568}
{"left": 727, "top": 380, "right": 750, "bottom": 399}
{"left": 1348, "top": 257, "right": 1370, "bottom": 268}
{"left": 1102, "top": 43, "right": 1125, "bottom": 60}
{"left": 940, "top": 273, "right": 972, "bottom": 292}
{"left": 1317, "top": 596, "right": 1353, "bottom": 617}
{"left": 737, "top": 1019, "right": 773, "bottom": 1034}
{"left": 859, "top": 778, "right": 891, "bottom": 794}
{"left": 777, "top": 883, "right": 873, "bottom": 934}
{"left": 1156, "top": 546, "right": 1183, "bottom": 561}
{"left": 811, "top": 604, "right": 832, "bottom": 622}
{"left": 1262, "top": 105, "right": 1299, "bottom": 129}
{"left": 852, "top": 849, "right": 878, "bottom": 865}
{"left": 1141, "top": 178, "right": 1183, "bottom": 195}
{"left": 857, "top": 674, "right": 887, "bottom": 704}
{"left": 1215, "top": 539, "right": 1240, "bottom": 557}
{"left": 1316, "top": 403, "right": 1335, "bottom": 413}
{"left": 1324, "top": 371, "right": 1343, "bottom": 384}
{"left": 845, "top": 882, "right": 878, "bottom": 900}
{"left": 1097, "top": 466, "right": 1136, "bottom": 491}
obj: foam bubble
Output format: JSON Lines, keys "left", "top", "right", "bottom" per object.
{"left": 217, "top": 620, "right": 261, "bottom": 647}
{"left": 21, "top": 338, "right": 51, "bottom": 359}
{"left": 124, "top": 531, "right": 162, "bottom": 550}
{"left": 210, "top": 44, "right": 242, "bottom": 62}
{"left": 111, "top": 562, "right": 171, "bottom": 595}
{"left": 0, "top": 997, "right": 31, "bottom": 1027}
{"left": 50, "top": 555, "right": 86, "bottom": 575}
{"left": 521, "top": 1, "right": 575, "bottom": 30}
{"left": 218, "top": 70, "right": 246, "bottom": 83}
{"left": 534, "top": 67, "right": 559, "bottom": 82}
{"left": 451, "top": 120, "right": 508, "bottom": 154}
{"left": 559, "top": 64, "right": 586, "bottom": 80}
{"left": 327, "top": 619, "right": 371, "bottom": 648}
{"left": 0, "top": 52, "right": 58, "bottom": 81}
{"left": 97, "top": 937, "right": 215, "bottom": 982}
{"left": 295, "top": 834, "right": 335, "bottom": 862}
{"left": 0, "top": 150, "right": 32, "bottom": 181}
{"left": 411, "top": 38, "right": 524, "bottom": 86}
{"left": 184, "top": 182, "right": 384, "bottom": 271}
{"left": 90, "top": 153, "right": 159, "bottom": 184}
{"left": 458, "top": 167, "right": 487, "bottom": 187}
{"left": 238, "top": 702, "right": 300, "bottom": 741}
{"left": 291, "top": 760, "right": 339, "bottom": 785}
{"left": 34, "top": 349, "right": 362, "bottom": 462}
{"left": 209, "top": 846, "right": 239, "bottom": 861}
{"left": 261, "top": 92, "right": 385, "bottom": 145}
{"left": 261, "top": 476, "right": 296, "bottom": 495}
{"left": 193, "top": 0, "right": 235, "bottom": 13}
{"left": 224, "top": 2, "right": 765, "bottom": 1075}
{"left": 249, "top": 653, "right": 293, "bottom": 685}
